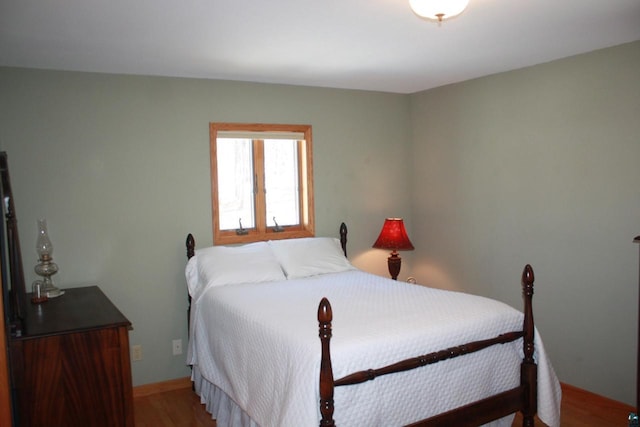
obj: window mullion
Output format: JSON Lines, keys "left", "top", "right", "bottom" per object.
{"left": 253, "top": 139, "right": 267, "bottom": 232}
{"left": 297, "top": 140, "right": 305, "bottom": 225}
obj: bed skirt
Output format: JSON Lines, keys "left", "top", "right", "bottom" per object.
{"left": 192, "top": 366, "right": 259, "bottom": 427}
{"left": 191, "top": 364, "right": 516, "bottom": 427}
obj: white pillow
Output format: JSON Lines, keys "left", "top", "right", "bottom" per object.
{"left": 186, "top": 241, "right": 286, "bottom": 300}
{"left": 268, "top": 237, "right": 355, "bottom": 279}
{"left": 185, "top": 256, "right": 200, "bottom": 298}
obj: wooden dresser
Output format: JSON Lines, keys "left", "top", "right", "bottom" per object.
{"left": 9, "top": 286, "right": 134, "bottom": 427}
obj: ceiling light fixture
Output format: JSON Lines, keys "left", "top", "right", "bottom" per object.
{"left": 409, "top": 0, "right": 469, "bottom": 22}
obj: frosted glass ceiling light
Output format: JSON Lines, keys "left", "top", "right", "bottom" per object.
{"left": 409, "top": 0, "right": 470, "bottom": 22}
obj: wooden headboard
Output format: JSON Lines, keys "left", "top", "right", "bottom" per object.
{"left": 0, "top": 152, "right": 27, "bottom": 338}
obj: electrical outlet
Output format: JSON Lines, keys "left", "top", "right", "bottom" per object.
{"left": 132, "top": 344, "right": 142, "bottom": 361}
{"left": 172, "top": 339, "right": 182, "bottom": 356}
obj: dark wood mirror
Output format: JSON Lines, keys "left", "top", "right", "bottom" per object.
{"left": 0, "top": 152, "right": 27, "bottom": 338}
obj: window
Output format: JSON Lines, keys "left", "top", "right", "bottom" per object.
{"left": 210, "top": 122, "right": 315, "bottom": 245}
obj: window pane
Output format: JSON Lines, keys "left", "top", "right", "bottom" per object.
{"left": 264, "top": 139, "right": 299, "bottom": 227}
{"left": 216, "top": 138, "right": 255, "bottom": 230}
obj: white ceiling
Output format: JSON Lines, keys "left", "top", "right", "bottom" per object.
{"left": 1, "top": 0, "right": 639, "bottom": 94}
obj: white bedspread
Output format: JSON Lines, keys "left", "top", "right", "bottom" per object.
{"left": 187, "top": 270, "right": 561, "bottom": 427}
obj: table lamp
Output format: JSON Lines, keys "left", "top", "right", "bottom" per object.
{"left": 372, "top": 218, "right": 414, "bottom": 280}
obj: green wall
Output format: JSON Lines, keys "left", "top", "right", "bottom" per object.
{"left": 410, "top": 40, "right": 640, "bottom": 405}
{"left": 0, "top": 68, "right": 411, "bottom": 386}
{"left": 1, "top": 40, "right": 639, "bottom": 406}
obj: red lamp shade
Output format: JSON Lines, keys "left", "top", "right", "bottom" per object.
{"left": 372, "top": 218, "right": 414, "bottom": 251}
{"left": 372, "top": 218, "right": 414, "bottom": 280}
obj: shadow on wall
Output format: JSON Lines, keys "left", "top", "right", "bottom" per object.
{"left": 411, "top": 262, "right": 464, "bottom": 291}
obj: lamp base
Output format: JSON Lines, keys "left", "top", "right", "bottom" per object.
{"left": 42, "top": 281, "right": 64, "bottom": 298}
{"left": 35, "top": 259, "right": 63, "bottom": 297}
{"left": 387, "top": 252, "right": 402, "bottom": 280}
{"left": 45, "top": 287, "right": 64, "bottom": 298}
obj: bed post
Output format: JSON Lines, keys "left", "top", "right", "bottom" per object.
{"left": 186, "top": 234, "right": 195, "bottom": 260}
{"left": 185, "top": 233, "right": 196, "bottom": 390}
{"left": 339, "top": 222, "right": 347, "bottom": 257}
{"left": 521, "top": 264, "right": 537, "bottom": 427}
{"left": 186, "top": 234, "right": 195, "bottom": 337}
{"left": 318, "top": 298, "right": 335, "bottom": 427}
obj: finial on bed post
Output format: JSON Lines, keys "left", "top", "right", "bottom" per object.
{"left": 339, "top": 222, "right": 347, "bottom": 257}
{"left": 521, "top": 264, "right": 537, "bottom": 426}
{"left": 521, "top": 264, "right": 535, "bottom": 363}
{"left": 186, "top": 234, "right": 195, "bottom": 259}
{"left": 318, "top": 298, "right": 336, "bottom": 427}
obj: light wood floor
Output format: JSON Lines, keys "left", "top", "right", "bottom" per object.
{"left": 133, "top": 380, "right": 635, "bottom": 426}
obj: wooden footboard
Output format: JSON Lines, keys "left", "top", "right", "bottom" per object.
{"left": 318, "top": 264, "right": 538, "bottom": 427}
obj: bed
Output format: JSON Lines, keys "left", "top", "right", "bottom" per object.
{"left": 185, "top": 224, "right": 561, "bottom": 427}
